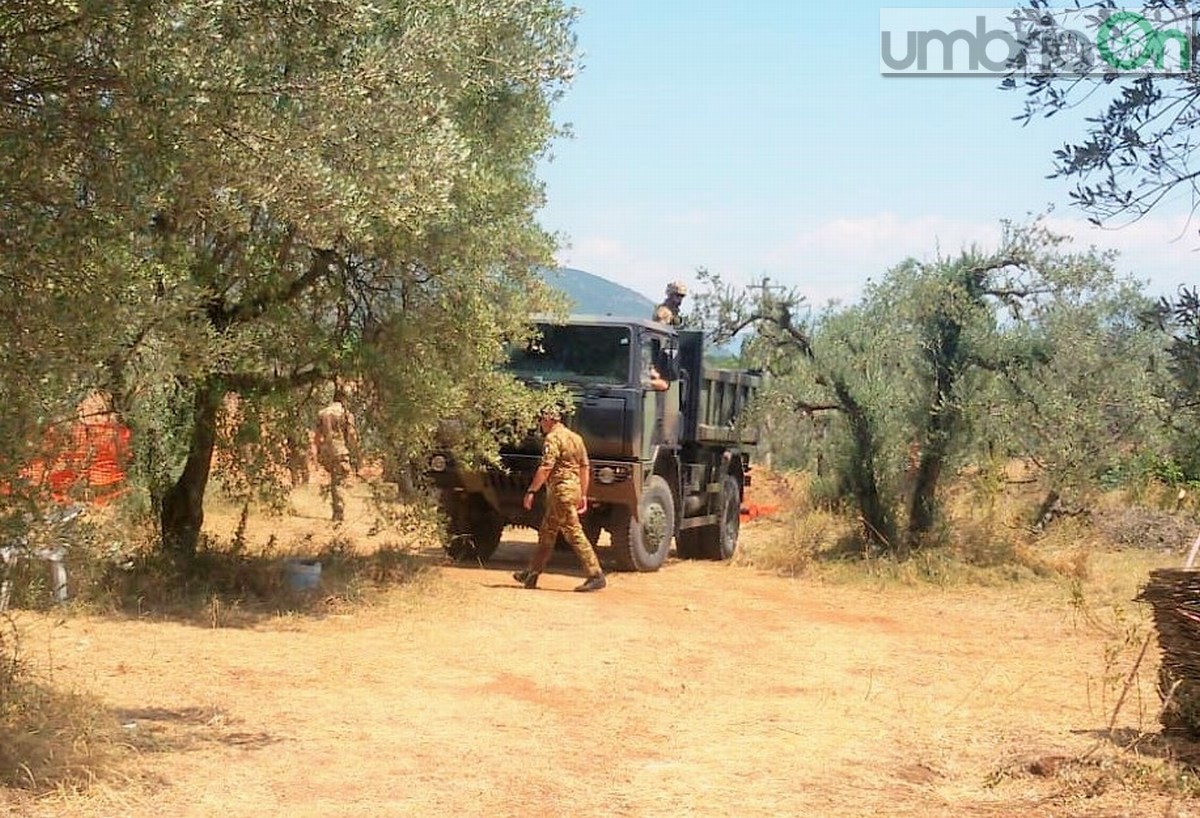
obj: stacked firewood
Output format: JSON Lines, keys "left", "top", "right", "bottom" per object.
{"left": 1138, "top": 568, "right": 1200, "bottom": 734}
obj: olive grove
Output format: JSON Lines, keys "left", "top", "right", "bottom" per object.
{"left": 695, "top": 222, "right": 1170, "bottom": 557}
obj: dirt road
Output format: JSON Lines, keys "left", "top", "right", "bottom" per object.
{"left": 1, "top": 497, "right": 1189, "bottom": 818}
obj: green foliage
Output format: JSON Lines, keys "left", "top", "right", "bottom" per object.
{"left": 1103, "top": 450, "right": 1200, "bottom": 499}
{"left": 1010, "top": 1, "right": 1200, "bottom": 228}
{"left": 1, "top": 2, "right": 580, "bottom": 554}
{"left": 1146, "top": 286, "right": 1200, "bottom": 482}
{"left": 1009, "top": 4, "right": 1200, "bottom": 486}
{"left": 696, "top": 220, "right": 1166, "bottom": 557}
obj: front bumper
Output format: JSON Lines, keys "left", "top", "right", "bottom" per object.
{"left": 427, "top": 453, "right": 643, "bottom": 517}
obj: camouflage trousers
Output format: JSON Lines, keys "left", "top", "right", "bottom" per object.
{"left": 319, "top": 453, "right": 352, "bottom": 522}
{"left": 531, "top": 483, "right": 601, "bottom": 576}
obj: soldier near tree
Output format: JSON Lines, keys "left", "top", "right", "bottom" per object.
{"left": 513, "top": 404, "right": 607, "bottom": 592}
{"left": 314, "top": 384, "right": 361, "bottom": 522}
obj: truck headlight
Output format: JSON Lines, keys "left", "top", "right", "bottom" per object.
{"left": 596, "top": 466, "right": 616, "bottom": 484}
{"left": 429, "top": 454, "right": 448, "bottom": 472}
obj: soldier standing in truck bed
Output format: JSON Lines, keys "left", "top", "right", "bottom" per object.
{"left": 652, "top": 280, "right": 687, "bottom": 326}
{"left": 513, "top": 404, "right": 607, "bottom": 592}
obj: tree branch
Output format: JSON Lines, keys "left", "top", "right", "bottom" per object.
{"left": 792, "top": 399, "right": 843, "bottom": 414}
{"left": 216, "top": 247, "right": 339, "bottom": 329}
{"left": 219, "top": 366, "right": 325, "bottom": 396}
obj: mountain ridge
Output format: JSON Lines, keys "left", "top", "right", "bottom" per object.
{"left": 541, "top": 267, "right": 657, "bottom": 318}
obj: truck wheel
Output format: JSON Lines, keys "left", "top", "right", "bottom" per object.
{"left": 445, "top": 522, "right": 503, "bottom": 563}
{"left": 611, "top": 476, "right": 674, "bottom": 572}
{"left": 706, "top": 474, "right": 742, "bottom": 560}
{"left": 442, "top": 495, "right": 504, "bottom": 564}
{"left": 677, "top": 474, "right": 742, "bottom": 561}
{"left": 467, "top": 511, "right": 504, "bottom": 563}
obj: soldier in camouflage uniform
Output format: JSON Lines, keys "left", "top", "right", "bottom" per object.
{"left": 314, "top": 384, "right": 361, "bottom": 523}
{"left": 513, "top": 405, "right": 607, "bottom": 592}
{"left": 652, "top": 280, "right": 687, "bottom": 326}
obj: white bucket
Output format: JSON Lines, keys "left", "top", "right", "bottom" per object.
{"left": 284, "top": 559, "right": 322, "bottom": 592}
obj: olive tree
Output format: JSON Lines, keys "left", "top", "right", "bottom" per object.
{"left": 1008, "top": 2, "right": 1200, "bottom": 483}
{"left": 1145, "top": 286, "right": 1200, "bottom": 480}
{"left": 1009, "top": 1, "right": 1200, "bottom": 226}
{"left": 1, "top": 1, "right": 578, "bottom": 556}
{"left": 697, "top": 222, "right": 1162, "bottom": 557}
{"left": 0, "top": 2, "right": 155, "bottom": 506}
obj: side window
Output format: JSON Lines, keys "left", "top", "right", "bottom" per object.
{"left": 641, "top": 337, "right": 678, "bottom": 385}
{"left": 640, "top": 340, "right": 659, "bottom": 388}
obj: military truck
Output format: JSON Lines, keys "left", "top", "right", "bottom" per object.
{"left": 427, "top": 315, "right": 761, "bottom": 572}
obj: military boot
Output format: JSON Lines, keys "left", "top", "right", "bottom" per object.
{"left": 574, "top": 573, "right": 606, "bottom": 592}
{"left": 512, "top": 570, "right": 539, "bottom": 589}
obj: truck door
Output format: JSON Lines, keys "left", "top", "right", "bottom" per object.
{"left": 641, "top": 336, "right": 680, "bottom": 448}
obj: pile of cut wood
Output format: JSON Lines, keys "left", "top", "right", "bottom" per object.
{"left": 1139, "top": 567, "right": 1200, "bottom": 734}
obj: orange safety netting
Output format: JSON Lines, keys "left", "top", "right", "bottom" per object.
{"left": 8, "top": 421, "right": 132, "bottom": 506}
{"left": 738, "top": 471, "right": 784, "bottom": 522}
{"left": 740, "top": 502, "right": 781, "bottom": 523}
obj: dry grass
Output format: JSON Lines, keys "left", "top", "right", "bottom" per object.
{"left": 737, "top": 466, "right": 1195, "bottom": 592}
{"left": 0, "top": 615, "right": 125, "bottom": 794}
{"left": 735, "top": 470, "right": 858, "bottom": 575}
{"left": 41, "top": 478, "right": 447, "bottom": 625}
{"left": 4, "top": 469, "right": 1200, "bottom": 816}
{"left": 0, "top": 477, "right": 450, "bottom": 797}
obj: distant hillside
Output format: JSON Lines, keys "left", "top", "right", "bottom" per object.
{"left": 541, "top": 267, "right": 656, "bottom": 318}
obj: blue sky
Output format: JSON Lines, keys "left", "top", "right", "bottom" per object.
{"left": 536, "top": 1, "right": 1198, "bottom": 306}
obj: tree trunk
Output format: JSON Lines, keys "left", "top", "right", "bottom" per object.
{"left": 832, "top": 380, "right": 895, "bottom": 553}
{"left": 160, "top": 381, "right": 223, "bottom": 558}
{"left": 906, "top": 449, "right": 945, "bottom": 550}
{"left": 1032, "top": 489, "right": 1062, "bottom": 531}
{"left": 904, "top": 306, "right": 965, "bottom": 554}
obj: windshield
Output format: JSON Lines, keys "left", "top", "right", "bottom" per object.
{"left": 507, "top": 324, "right": 633, "bottom": 385}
